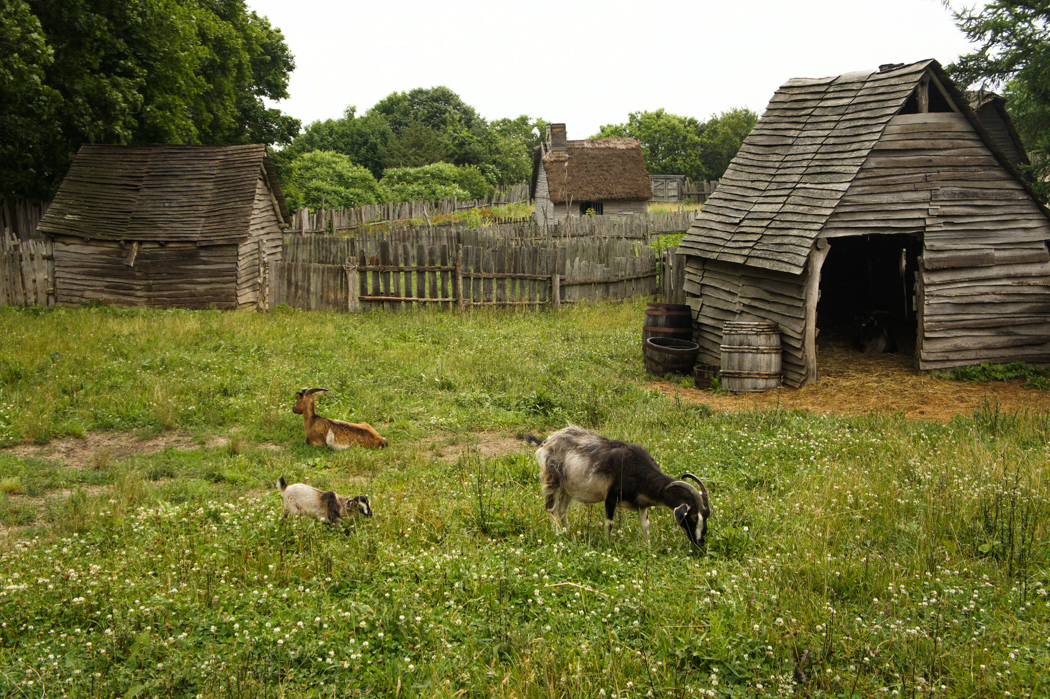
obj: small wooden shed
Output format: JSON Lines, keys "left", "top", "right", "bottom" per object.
{"left": 37, "top": 144, "right": 291, "bottom": 309}
{"left": 531, "top": 124, "right": 652, "bottom": 225}
{"left": 678, "top": 59, "right": 1050, "bottom": 386}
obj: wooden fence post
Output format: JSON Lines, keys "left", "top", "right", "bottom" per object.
{"left": 456, "top": 245, "right": 466, "bottom": 307}
{"left": 344, "top": 258, "right": 360, "bottom": 312}
{"left": 551, "top": 273, "right": 560, "bottom": 309}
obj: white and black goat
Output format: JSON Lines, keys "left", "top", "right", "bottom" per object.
{"left": 277, "top": 476, "right": 373, "bottom": 524}
{"left": 525, "top": 425, "right": 711, "bottom": 547}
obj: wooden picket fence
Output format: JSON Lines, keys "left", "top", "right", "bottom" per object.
{"left": 291, "top": 183, "right": 530, "bottom": 234}
{"left": 271, "top": 232, "right": 663, "bottom": 311}
{"left": 0, "top": 231, "right": 52, "bottom": 306}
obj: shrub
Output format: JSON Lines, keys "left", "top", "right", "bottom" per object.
{"left": 381, "top": 162, "right": 495, "bottom": 203}
{"left": 285, "top": 150, "right": 385, "bottom": 211}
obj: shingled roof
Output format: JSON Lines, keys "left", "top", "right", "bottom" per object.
{"left": 38, "top": 144, "right": 291, "bottom": 243}
{"left": 677, "top": 59, "right": 1042, "bottom": 276}
{"left": 532, "top": 137, "right": 652, "bottom": 203}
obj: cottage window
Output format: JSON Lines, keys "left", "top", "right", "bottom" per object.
{"left": 579, "top": 202, "right": 604, "bottom": 216}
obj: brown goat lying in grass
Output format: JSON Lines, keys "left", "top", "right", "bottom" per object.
{"left": 278, "top": 476, "right": 372, "bottom": 524}
{"left": 293, "top": 388, "right": 389, "bottom": 449}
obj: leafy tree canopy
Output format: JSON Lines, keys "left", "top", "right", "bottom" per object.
{"left": 948, "top": 1, "right": 1050, "bottom": 200}
{"left": 595, "top": 108, "right": 757, "bottom": 182}
{"left": 277, "top": 89, "right": 543, "bottom": 199}
{"left": 2, "top": 0, "right": 299, "bottom": 200}
{"left": 697, "top": 108, "right": 759, "bottom": 180}
{"left": 284, "top": 150, "right": 384, "bottom": 211}
{"left": 381, "top": 162, "right": 489, "bottom": 203}
{"left": 272, "top": 106, "right": 392, "bottom": 181}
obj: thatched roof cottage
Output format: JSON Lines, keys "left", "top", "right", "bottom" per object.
{"left": 530, "top": 124, "right": 652, "bottom": 224}
{"left": 678, "top": 59, "right": 1050, "bottom": 387}
{"left": 37, "top": 144, "right": 290, "bottom": 309}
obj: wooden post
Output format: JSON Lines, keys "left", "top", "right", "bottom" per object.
{"left": 456, "top": 245, "right": 466, "bottom": 307}
{"left": 344, "top": 258, "right": 359, "bottom": 312}
{"left": 803, "top": 238, "right": 832, "bottom": 384}
{"left": 256, "top": 239, "right": 266, "bottom": 310}
{"left": 551, "top": 272, "right": 560, "bottom": 309}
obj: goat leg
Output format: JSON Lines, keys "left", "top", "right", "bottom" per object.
{"left": 604, "top": 493, "right": 620, "bottom": 536}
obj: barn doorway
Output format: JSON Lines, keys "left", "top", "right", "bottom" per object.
{"left": 815, "top": 233, "right": 922, "bottom": 367}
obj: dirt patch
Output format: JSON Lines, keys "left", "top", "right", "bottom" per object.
{"left": 419, "top": 431, "right": 528, "bottom": 463}
{"left": 3, "top": 432, "right": 201, "bottom": 469}
{"left": 655, "top": 340, "right": 1050, "bottom": 421}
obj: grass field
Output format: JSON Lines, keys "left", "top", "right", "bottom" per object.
{"left": 0, "top": 299, "right": 1047, "bottom": 698}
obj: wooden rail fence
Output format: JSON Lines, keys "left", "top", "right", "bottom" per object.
{"left": 271, "top": 234, "right": 663, "bottom": 311}
{"left": 1, "top": 225, "right": 683, "bottom": 310}
{"left": 290, "top": 210, "right": 696, "bottom": 243}
{"left": 1, "top": 231, "right": 53, "bottom": 306}
{"left": 291, "top": 183, "right": 530, "bottom": 234}
{"left": 1, "top": 200, "right": 49, "bottom": 241}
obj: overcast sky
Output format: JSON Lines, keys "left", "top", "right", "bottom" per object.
{"left": 247, "top": 0, "right": 986, "bottom": 140}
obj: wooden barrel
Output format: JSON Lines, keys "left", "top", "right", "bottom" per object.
{"left": 719, "top": 321, "right": 782, "bottom": 393}
{"left": 693, "top": 363, "right": 719, "bottom": 390}
{"left": 642, "top": 303, "right": 693, "bottom": 352}
{"left": 644, "top": 337, "right": 699, "bottom": 377}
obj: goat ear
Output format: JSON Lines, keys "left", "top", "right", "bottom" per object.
{"left": 673, "top": 503, "right": 691, "bottom": 527}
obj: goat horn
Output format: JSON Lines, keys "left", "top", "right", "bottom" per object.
{"left": 680, "top": 473, "right": 710, "bottom": 514}
{"left": 306, "top": 387, "right": 328, "bottom": 395}
{"left": 668, "top": 479, "right": 703, "bottom": 507}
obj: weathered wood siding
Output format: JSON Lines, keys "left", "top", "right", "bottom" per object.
{"left": 826, "top": 112, "right": 1050, "bottom": 369}
{"left": 603, "top": 200, "right": 649, "bottom": 216}
{"left": 547, "top": 199, "right": 648, "bottom": 221}
{"left": 684, "top": 256, "right": 807, "bottom": 386}
{"left": 53, "top": 236, "right": 239, "bottom": 308}
{"left": 975, "top": 102, "right": 1026, "bottom": 167}
{"left": 534, "top": 166, "right": 554, "bottom": 225}
{"left": 236, "top": 174, "right": 285, "bottom": 308}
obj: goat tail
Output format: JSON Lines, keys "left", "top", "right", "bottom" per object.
{"left": 278, "top": 475, "right": 288, "bottom": 492}
{"left": 524, "top": 433, "right": 544, "bottom": 447}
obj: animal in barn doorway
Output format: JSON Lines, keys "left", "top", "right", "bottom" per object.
{"left": 293, "top": 388, "right": 389, "bottom": 449}
{"left": 855, "top": 315, "right": 898, "bottom": 354}
{"left": 525, "top": 425, "right": 710, "bottom": 548}
{"left": 278, "top": 476, "right": 373, "bottom": 524}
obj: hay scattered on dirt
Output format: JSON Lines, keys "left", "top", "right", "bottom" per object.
{"left": 657, "top": 339, "right": 1050, "bottom": 422}
{"left": 3, "top": 432, "right": 201, "bottom": 470}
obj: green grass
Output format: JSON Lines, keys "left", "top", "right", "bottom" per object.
{"left": 0, "top": 300, "right": 1048, "bottom": 698}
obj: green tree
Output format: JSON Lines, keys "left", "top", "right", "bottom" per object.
{"left": 385, "top": 118, "right": 449, "bottom": 168}
{"left": 371, "top": 86, "right": 484, "bottom": 136}
{"left": 595, "top": 108, "right": 757, "bottom": 182}
{"left": 272, "top": 105, "right": 392, "bottom": 180}
{"left": 948, "top": 1, "right": 1050, "bottom": 200}
{"left": 2, "top": 0, "right": 298, "bottom": 200}
{"left": 285, "top": 150, "right": 384, "bottom": 211}
{"left": 380, "top": 163, "right": 471, "bottom": 203}
{"left": 486, "top": 115, "right": 547, "bottom": 185}
{"left": 698, "top": 108, "right": 759, "bottom": 180}
{"left": 0, "top": 0, "right": 61, "bottom": 199}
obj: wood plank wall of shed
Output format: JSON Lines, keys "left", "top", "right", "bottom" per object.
{"left": 236, "top": 174, "right": 285, "bottom": 308}
{"left": 825, "top": 112, "right": 1050, "bottom": 370}
{"left": 53, "top": 237, "right": 239, "bottom": 308}
{"left": 684, "top": 256, "right": 808, "bottom": 386}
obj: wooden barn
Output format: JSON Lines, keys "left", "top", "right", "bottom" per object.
{"left": 37, "top": 144, "right": 290, "bottom": 309}
{"left": 677, "top": 59, "right": 1050, "bottom": 387}
{"left": 531, "top": 124, "right": 652, "bottom": 225}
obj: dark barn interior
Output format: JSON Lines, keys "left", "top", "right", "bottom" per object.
{"left": 816, "top": 234, "right": 923, "bottom": 358}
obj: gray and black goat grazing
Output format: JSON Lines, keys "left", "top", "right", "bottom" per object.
{"left": 526, "top": 425, "right": 711, "bottom": 547}
{"left": 277, "top": 476, "right": 373, "bottom": 525}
